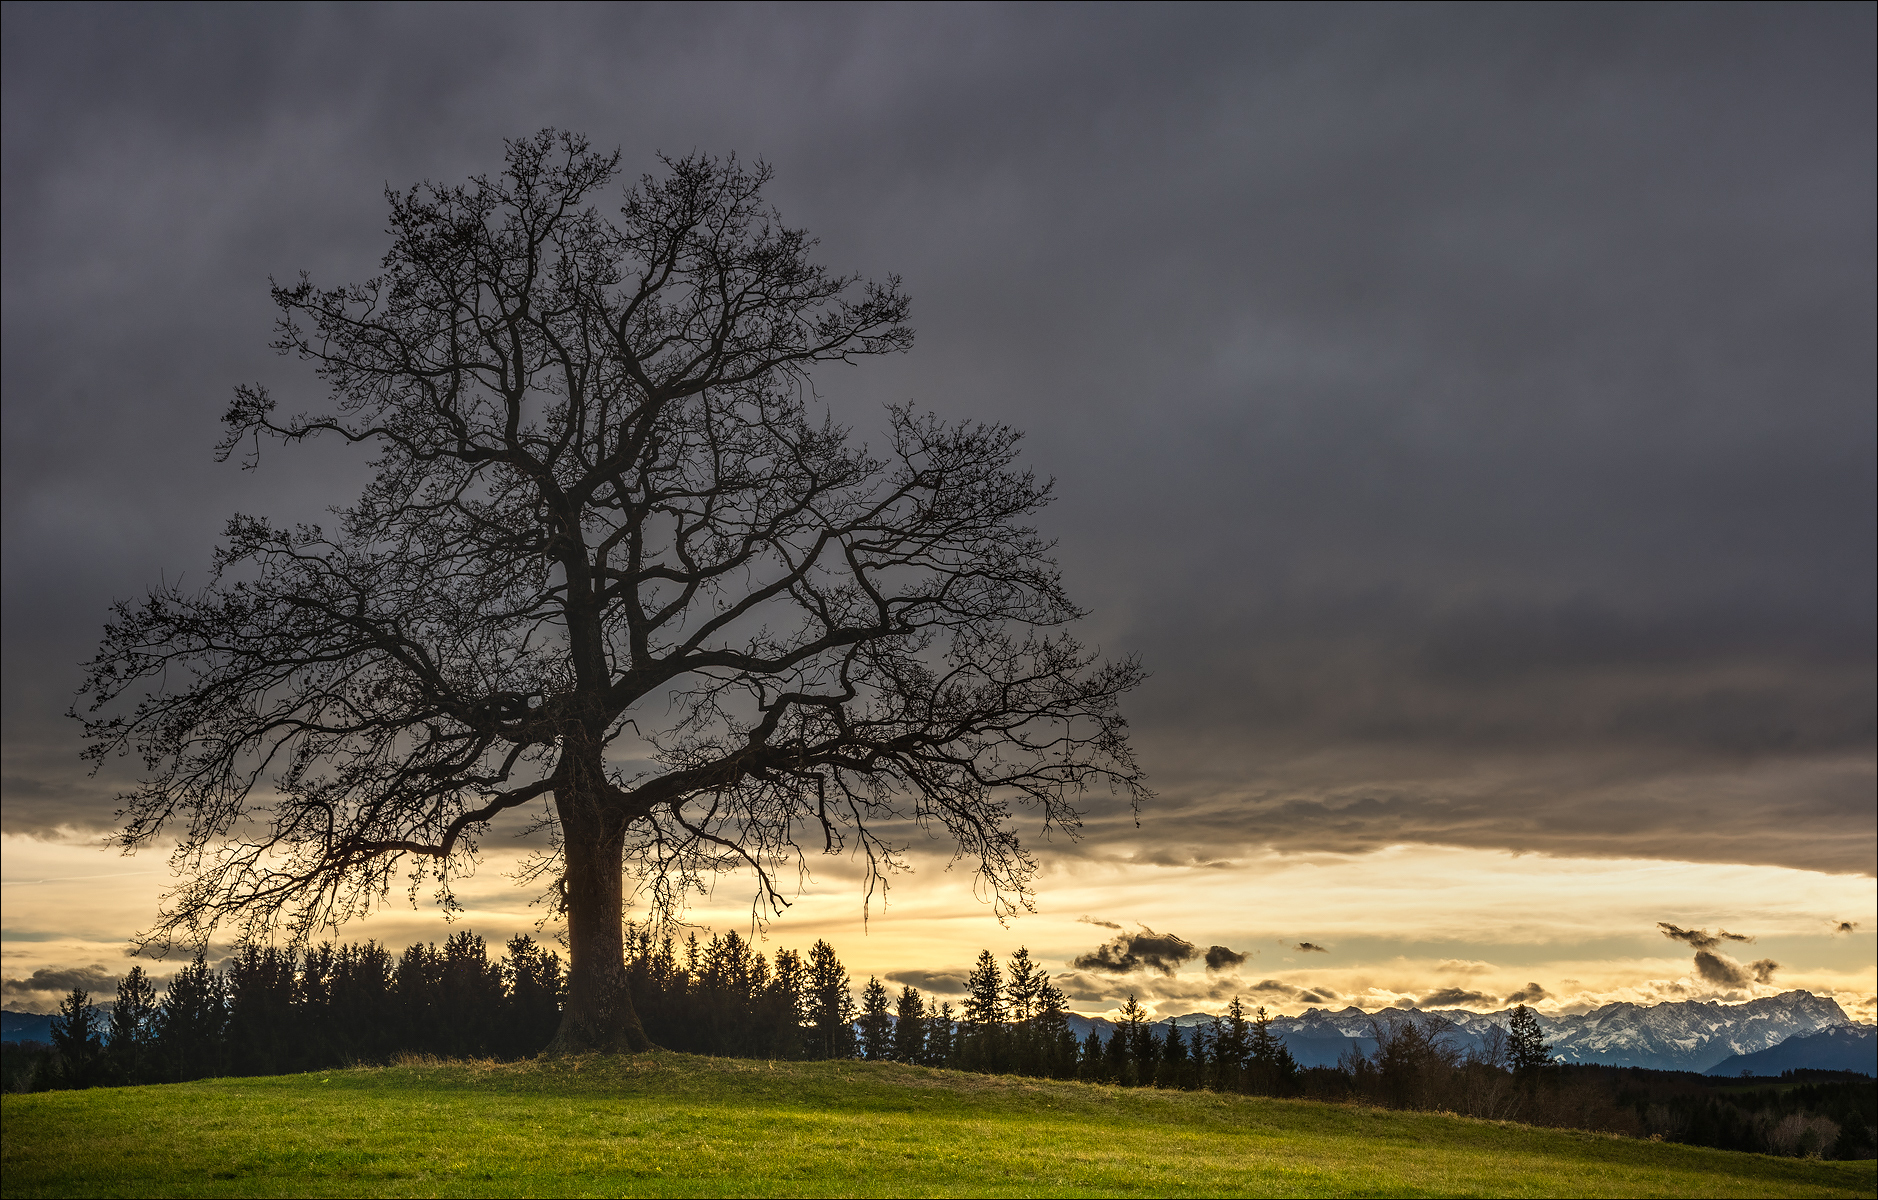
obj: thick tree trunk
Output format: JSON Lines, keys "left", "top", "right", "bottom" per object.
{"left": 543, "top": 751, "right": 651, "bottom": 1055}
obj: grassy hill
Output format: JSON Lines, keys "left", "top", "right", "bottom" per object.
{"left": 2, "top": 1053, "right": 1872, "bottom": 1198}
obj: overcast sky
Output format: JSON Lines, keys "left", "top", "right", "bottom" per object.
{"left": 3, "top": 2, "right": 1872, "bottom": 1016}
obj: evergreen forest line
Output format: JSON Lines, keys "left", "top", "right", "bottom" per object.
{"left": 8, "top": 928, "right": 1872, "bottom": 1161}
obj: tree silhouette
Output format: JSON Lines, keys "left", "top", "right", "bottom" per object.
{"left": 75, "top": 130, "right": 1146, "bottom": 1052}
{"left": 1506, "top": 1003, "right": 1552, "bottom": 1071}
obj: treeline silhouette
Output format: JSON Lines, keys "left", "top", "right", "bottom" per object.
{"left": 1290, "top": 1012, "right": 1874, "bottom": 1160}
{"left": 9, "top": 932, "right": 561, "bottom": 1089}
{"left": 6, "top": 932, "right": 1870, "bottom": 1160}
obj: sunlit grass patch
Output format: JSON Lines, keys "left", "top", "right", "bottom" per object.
{"left": 3, "top": 1052, "right": 1872, "bottom": 1198}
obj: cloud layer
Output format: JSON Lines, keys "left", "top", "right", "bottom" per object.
{"left": 0, "top": 5, "right": 1871, "bottom": 938}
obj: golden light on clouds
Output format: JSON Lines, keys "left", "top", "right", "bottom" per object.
{"left": 5, "top": 831, "right": 1870, "bottom": 1021}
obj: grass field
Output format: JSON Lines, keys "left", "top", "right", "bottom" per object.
{"left": 2, "top": 1053, "right": 1872, "bottom": 1198}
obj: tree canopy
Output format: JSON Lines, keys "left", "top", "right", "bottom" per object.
{"left": 76, "top": 130, "right": 1146, "bottom": 1050}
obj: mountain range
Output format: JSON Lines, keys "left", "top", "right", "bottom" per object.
{"left": 1073, "top": 990, "right": 1871, "bottom": 1075}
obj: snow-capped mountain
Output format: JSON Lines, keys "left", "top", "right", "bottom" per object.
{"left": 1527, "top": 990, "right": 1851, "bottom": 1072}
{"left": 1144, "top": 989, "right": 1858, "bottom": 1073}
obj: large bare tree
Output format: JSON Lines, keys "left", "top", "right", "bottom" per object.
{"left": 77, "top": 131, "right": 1146, "bottom": 1052}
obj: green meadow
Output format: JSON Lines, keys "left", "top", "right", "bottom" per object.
{"left": 2, "top": 1053, "right": 1871, "bottom": 1199}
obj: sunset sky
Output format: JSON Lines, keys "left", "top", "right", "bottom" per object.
{"left": 3, "top": 4, "right": 1872, "bottom": 1020}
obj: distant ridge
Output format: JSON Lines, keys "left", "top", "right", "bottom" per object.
{"left": 1704, "top": 1024, "right": 1876, "bottom": 1077}
{"left": 1139, "top": 990, "right": 1859, "bottom": 1073}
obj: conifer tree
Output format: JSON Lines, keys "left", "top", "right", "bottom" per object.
{"left": 502, "top": 935, "right": 564, "bottom": 1058}
{"left": 49, "top": 986, "right": 103, "bottom": 1088}
{"left": 1106, "top": 1011, "right": 1133, "bottom": 1085}
{"left": 805, "top": 940, "right": 855, "bottom": 1059}
{"left": 923, "top": 997, "right": 956, "bottom": 1067}
{"left": 1210, "top": 998, "right": 1250, "bottom": 1092}
{"left": 960, "top": 949, "right": 1006, "bottom": 1071}
{"left": 1005, "top": 947, "right": 1043, "bottom": 1023}
{"left": 858, "top": 977, "right": 894, "bottom": 1060}
{"left": 394, "top": 942, "right": 447, "bottom": 1055}
{"left": 226, "top": 943, "right": 299, "bottom": 1074}
{"left": 326, "top": 940, "right": 395, "bottom": 1063}
{"left": 1159, "top": 1020, "right": 1191, "bottom": 1089}
{"left": 157, "top": 952, "right": 227, "bottom": 1081}
{"left": 1246, "top": 1004, "right": 1298, "bottom": 1095}
{"left": 106, "top": 966, "right": 160, "bottom": 1085}
{"left": 294, "top": 943, "right": 337, "bottom": 1065}
{"left": 1506, "top": 1003, "right": 1552, "bottom": 1071}
{"left": 1034, "top": 979, "right": 1076, "bottom": 1078}
{"left": 894, "top": 985, "right": 926, "bottom": 1063}
{"left": 436, "top": 932, "right": 505, "bottom": 1058}
{"left": 1116, "top": 996, "right": 1156, "bottom": 1083}
{"left": 769, "top": 948, "right": 808, "bottom": 1059}
{"left": 1081, "top": 1024, "right": 1107, "bottom": 1081}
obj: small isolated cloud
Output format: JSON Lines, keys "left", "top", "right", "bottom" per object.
{"left": 1204, "top": 945, "right": 1248, "bottom": 971}
{"left": 1072, "top": 926, "right": 1198, "bottom": 976}
{"left": 1243, "top": 979, "right": 1341, "bottom": 1004}
{"left": 1437, "top": 959, "right": 1494, "bottom": 975}
{"left": 1692, "top": 951, "right": 1780, "bottom": 988}
{"left": 1834, "top": 921, "right": 1859, "bottom": 934}
{"left": 1420, "top": 987, "right": 1496, "bottom": 1009}
{"left": 1295, "top": 942, "right": 1329, "bottom": 954}
{"left": 1077, "top": 916, "right": 1123, "bottom": 930}
{"left": 1505, "top": 982, "right": 1551, "bottom": 1004}
{"left": 1658, "top": 922, "right": 1754, "bottom": 950}
{"left": 1, "top": 963, "right": 116, "bottom": 1003}
{"left": 885, "top": 970, "right": 967, "bottom": 995}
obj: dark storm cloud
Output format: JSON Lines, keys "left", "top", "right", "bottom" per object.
{"left": 1659, "top": 923, "right": 1778, "bottom": 988}
{"left": 1249, "top": 979, "right": 1341, "bottom": 1004}
{"left": 1295, "top": 943, "right": 1329, "bottom": 954}
{"left": 885, "top": 969, "right": 966, "bottom": 996}
{"left": 1204, "top": 945, "right": 1248, "bottom": 971}
{"left": 1835, "top": 921, "right": 1860, "bottom": 934}
{"left": 1657, "top": 923, "right": 1753, "bottom": 951}
{"left": 1072, "top": 927, "right": 1199, "bottom": 976}
{"left": 1692, "top": 952, "right": 1781, "bottom": 989}
{"left": 1, "top": 963, "right": 115, "bottom": 1002}
{"left": 1504, "top": 983, "right": 1551, "bottom": 1005}
{"left": 1420, "top": 987, "right": 1496, "bottom": 1009}
{"left": 2, "top": 5, "right": 1871, "bottom": 884}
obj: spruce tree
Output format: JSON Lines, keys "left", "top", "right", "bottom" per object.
{"left": 1081, "top": 1024, "right": 1107, "bottom": 1082}
{"left": 1506, "top": 1003, "right": 1552, "bottom": 1071}
{"left": 960, "top": 949, "right": 1006, "bottom": 1071}
{"left": 769, "top": 948, "right": 809, "bottom": 1059}
{"left": 894, "top": 986, "right": 926, "bottom": 1063}
{"left": 502, "top": 935, "right": 564, "bottom": 1058}
{"left": 157, "top": 952, "right": 227, "bottom": 1081}
{"left": 327, "top": 940, "right": 395, "bottom": 1063}
{"left": 437, "top": 932, "right": 505, "bottom": 1058}
{"left": 225, "top": 944, "right": 299, "bottom": 1075}
{"left": 106, "top": 966, "right": 160, "bottom": 1085}
{"left": 1159, "top": 1021, "right": 1190, "bottom": 1089}
{"left": 924, "top": 998, "right": 956, "bottom": 1067}
{"left": 394, "top": 942, "right": 447, "bottom": 1055}
{"left": 1005, "top": 947, "right": 1043, "bottom": 1023}
{"left": 295, "top": 943, "right": 338, "bottom": 1066}
{"left": 1213, "top": 997, "right": 1250, "bottom": 1092}
{"left": 805, "top": 940, "right": 855, "bottom": 1059}
{"left": 1115, "top": 996, "right": 1155, "bottom": 1084}
{"left": 49, "top": 986, "right": 103, "bottom": 1088}
{"left": 1247, "top": 1004, "right": 1298, "bottom": 1095}
{"left": 1034, "top": 980, "right": 1076, "bottom": 1078}
{"left": 858, "top": 976, "right": 894, "bottom": 1060}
